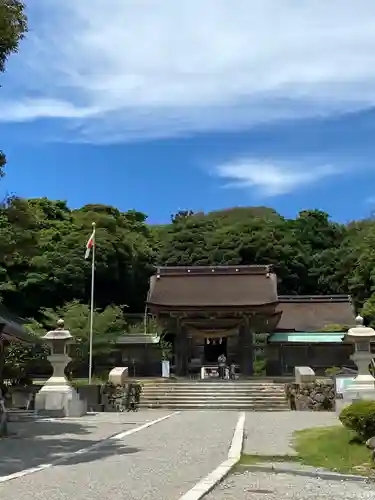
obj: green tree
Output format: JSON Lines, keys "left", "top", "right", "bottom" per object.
{"left": 37, "top": 300, "right": 128, "bottom": 376}
{"left": 0, "top": 196, "right": 39, "bottom": 305}
{"left": 157, "top": 206, "right": 348, "bottom": 297}
{"left": 0, "top": 0, "right": 28, "bottom": 177}
{"left": 0, "top": 200, "right": 155, "bottom": 318}
{"left": 361, "top": 295, "right": 375, "bottom": 328}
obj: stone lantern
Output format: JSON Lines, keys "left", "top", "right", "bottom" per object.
{"left": 342, "top": 315, "right": 375, "bottom": 405}
{"left": 34, "top": 319, "right": 86, "bottom": 417}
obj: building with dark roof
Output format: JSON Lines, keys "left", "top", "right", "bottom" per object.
{"left": 147, "top": 265, "right": 356, "bottom": 376}
{"left": 276, "top": 295, "right": 355, "bottom": 332}
{"left": 0, "top": 306, "right": 29, "bottom": 343}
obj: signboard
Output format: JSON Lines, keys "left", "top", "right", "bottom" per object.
{"left": 200, "top": 366, "right": 219, "bottom": 379}
{"left": 162, "top": 360, "right": 170, "bottom": 378}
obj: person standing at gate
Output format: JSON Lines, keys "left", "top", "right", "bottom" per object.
{"left": 218, "top": 353, "right": 227, "bottom": 379}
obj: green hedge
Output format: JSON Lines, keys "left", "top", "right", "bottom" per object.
{"left": 339, "top": 400, "right": 375, "bottom": 441}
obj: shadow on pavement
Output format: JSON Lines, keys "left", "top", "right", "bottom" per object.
{"left": 0, "top": 419, "right": 140, "bottom": 477}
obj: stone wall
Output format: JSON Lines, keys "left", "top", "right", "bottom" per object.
{"left": 285, "top": 380, "right": 336, "bottom": 411}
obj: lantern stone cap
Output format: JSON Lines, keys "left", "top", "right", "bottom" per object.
{"left": 347, "top": 315, "right": 375, "bottom": 339}
{"left": 42, "top": 318, "right": 73, "bottom": 341}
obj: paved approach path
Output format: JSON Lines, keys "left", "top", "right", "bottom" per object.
{"left": 205, "top": 412, "right": 373, "bottom": 500}
{"left": 243, "top": 411, "right": 339, "bottom": 456}
{"left": 0, "top": 411, "right": 238, "bottom": 500}
{"left": 205, "top": 469, "right": 374, "bottom": 500}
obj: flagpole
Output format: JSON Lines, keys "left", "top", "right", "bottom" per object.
{"left": 88, "top": 222, "right": 96, "bottom": 385}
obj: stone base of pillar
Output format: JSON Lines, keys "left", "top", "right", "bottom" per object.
{"left": 34, "top": 352, "right": 87, "bottom": 417}
{"left": 341, "top": 376, "right": 375, "bottom": 409}
{"left": 35, "top": 383, "right": 86, "bottom": 418}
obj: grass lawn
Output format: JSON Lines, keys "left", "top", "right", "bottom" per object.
{"left": 240, "top": 425, "right": 374, "bottom": 477}
{"left": 294, "top": 425, "right": 374, "bottom": 476}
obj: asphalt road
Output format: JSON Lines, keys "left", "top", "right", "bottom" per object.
{"left": 0, "top": 411, "right": 238, "bottom": 500}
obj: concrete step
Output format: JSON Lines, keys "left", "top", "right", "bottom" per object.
{"left": 143, "top": 394, "right": 285, "bottom": 398}
{"left": 142, "top": 396, "right": 285, "bottom": 400}
{"left": 141, "top": 385, "right": 285, "bottom": 389}
{"left": 142, "top": 393, "right": 285, "bottom": 398}
{"left": 142, "top": 392, "right": 286, "bottom": 396}
{"left": 139, "top": 381, "right": 288, "bottom": 411}
{"left": 142, "top": 392, "right": 284, "bottom": 396}
{"left": 141, "top": 398, "right": 287, "bottom": 406}
{"left": 140, "top": 383, "right": 286, "bottom": 389}
{"left": 138, "top": 403, "right": 289, "bottom": 410}
{"left": 141, "top": 386, "right": 286, "bottom": 391}
{"left": 6, "top": 409, "right": 37, "bottom": 422}
{"left": 142, "top": 387, "right": 285, "bottom": 394}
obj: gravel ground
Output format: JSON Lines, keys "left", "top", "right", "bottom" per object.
{"left": 0, "top": 411, "right": 170, "bottom": 477}
{"left": 244, "top": 411, "right": 340, "bottom": 455}
{"left": 205, "top": 469, "right": 374, "bottom": 500}
{"left": 0, "top": 411, "right": 239, "bottom": 500}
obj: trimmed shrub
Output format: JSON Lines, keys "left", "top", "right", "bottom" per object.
{"left": 339, "top": 400, "right": 375, "bottom": 441}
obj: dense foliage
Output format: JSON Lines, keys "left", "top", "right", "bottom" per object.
{"left": 0, "top": 0, "right": 27, "bottom": 177}
{"left": 340, "top": 400, "right": 375, "bottom": 441}
{"left": 0, "top": 201, "right": 375, "bottom": 320}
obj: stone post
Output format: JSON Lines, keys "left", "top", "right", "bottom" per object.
{"left": 34, "top": 319, "right": 86, "bottom": 417}
{"left": 342, "top": 315, "right": 375, "bottom": 406}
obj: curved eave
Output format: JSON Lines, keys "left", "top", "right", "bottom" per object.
{"left": 0, "top": 320, "right": 31, "bottom": 343}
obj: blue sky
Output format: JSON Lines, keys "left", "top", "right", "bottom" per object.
{"left": 1, "top": 0, "right": 375, "bottom": 224}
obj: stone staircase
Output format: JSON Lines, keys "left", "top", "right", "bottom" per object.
{"left": 6, "top": 409, "right": 37, "bottom": 422}
{"left": 139, "top": 380, "right": 290, "bottom": 411}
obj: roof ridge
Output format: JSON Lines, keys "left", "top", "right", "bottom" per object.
{"left": 278, "top": 295, "right": 351, "bottom": 302}
{"left": 156, "top": 265, "right": 273, "bottom": 276}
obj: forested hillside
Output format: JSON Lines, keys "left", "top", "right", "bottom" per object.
{"left": 1, "top": 198, "right": 375, "bottom": 324}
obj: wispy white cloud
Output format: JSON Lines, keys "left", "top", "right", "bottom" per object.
{"left": 215, "top": 159, "right": 339, "bottom": 197}
{"left": 2, "top": 0, "right": 375, "bottom": 142}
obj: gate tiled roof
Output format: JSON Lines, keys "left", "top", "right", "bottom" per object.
{"left": 147, "top": 267, "right": 356, "bottom": 331}
{"left": 147, "top": 265, "right": 278, "bottom": 308}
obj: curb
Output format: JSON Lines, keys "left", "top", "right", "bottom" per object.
{"left": 237, "top": 463, "right": 373, "bottom": 483}
{"left": 179, "top": 412, "right": 246, "bottom": 500}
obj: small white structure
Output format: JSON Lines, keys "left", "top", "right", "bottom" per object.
{"left": 342, "top": 315, "right": 375, "bottom": 406}
{"left": 108, "top": 366, "right": 129, "bottom": 385}
{"left": 295, "top": 366, "right": 315, "bottom": 385}
{"left": 34, "top": 319, "right": 86, "bottom": 417}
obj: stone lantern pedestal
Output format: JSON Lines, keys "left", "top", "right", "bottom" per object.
{"left": 342, "top": 315, "right": 375, "bottom": 406}
{"left": 34, "top": 319, "right": 86, "bottom": 417}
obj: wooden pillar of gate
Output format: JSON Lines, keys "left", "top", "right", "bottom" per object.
{"left": 238, "top": 315, "right": 254, "bottom": 376}
{"left": 175, "top": 318, "right": 189, "bottom": 376}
